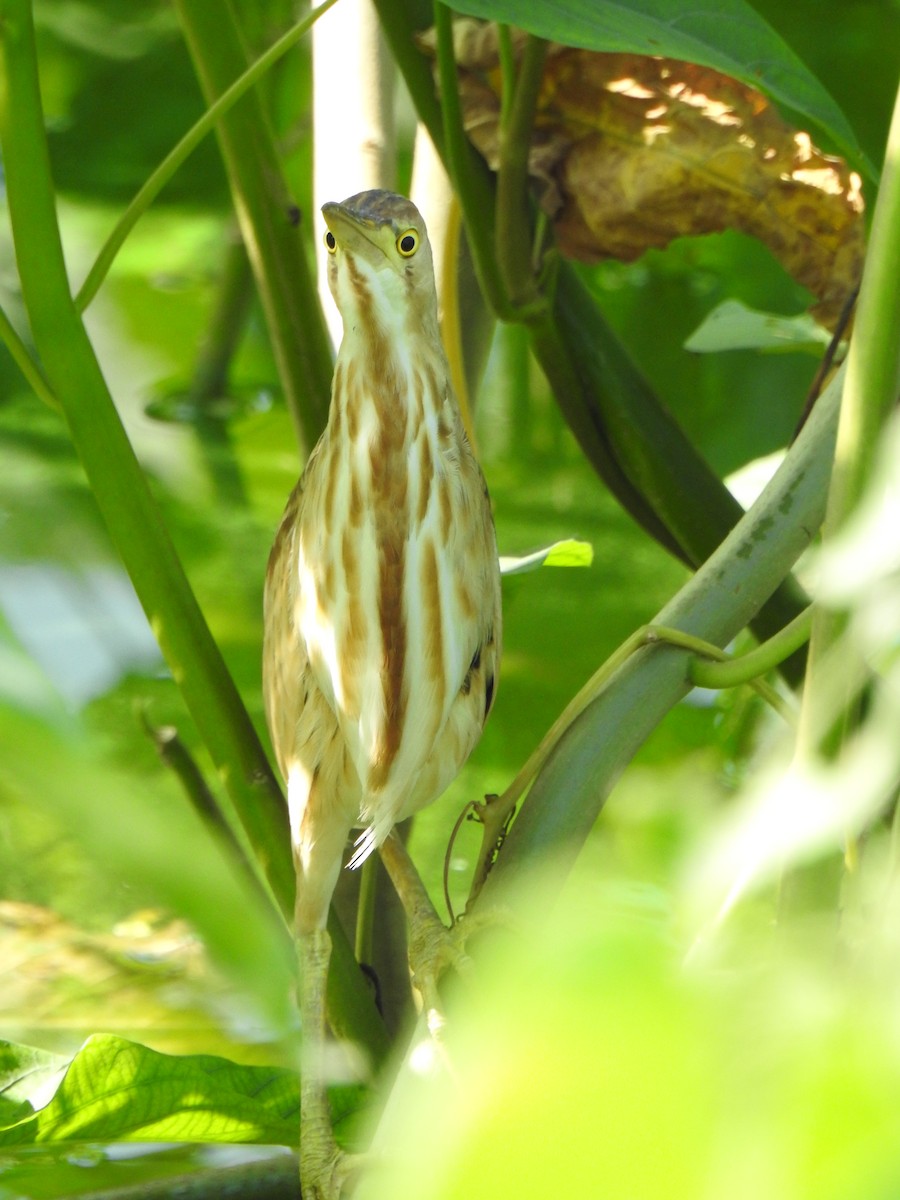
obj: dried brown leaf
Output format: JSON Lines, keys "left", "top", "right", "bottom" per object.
{"left": 422, "top": 22, "right": 864, "bottom": 330}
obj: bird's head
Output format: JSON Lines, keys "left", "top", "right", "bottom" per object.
{"left": 322, "top": 190, "right": 440, "bottom": 342}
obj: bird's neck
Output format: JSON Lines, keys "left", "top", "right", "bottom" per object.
{"left": 330, "top": 319, "right": 450, "bottom": 457}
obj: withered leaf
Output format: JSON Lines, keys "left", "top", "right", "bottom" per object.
{"left": 422, "top": 22, "right": 864, "bottom": 330}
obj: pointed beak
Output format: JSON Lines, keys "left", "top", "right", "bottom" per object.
{"left": 322, "top": 202, "right": 387, "bottom": 259}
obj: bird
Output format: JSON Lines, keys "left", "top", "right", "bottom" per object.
{"left": 263, "top": 189, "right": 501, "bottom": 1199}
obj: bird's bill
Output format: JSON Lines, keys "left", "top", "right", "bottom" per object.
{"left": 322, "top": 202, "right": 393, "bottom": 263}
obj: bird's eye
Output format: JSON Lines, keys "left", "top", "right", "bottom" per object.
{"left": 396, "top": 230, "right": 418, "bottom": 257}
{"left": 324, "top": 230, "right": 337, "bottom": 254}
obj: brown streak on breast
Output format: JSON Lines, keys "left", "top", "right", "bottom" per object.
{"left": 417, "top": 432, "right": 433, "bottom": 525}
{"left": 456, "top": 574, "right": 476, "bottom": 622}
{"left": 439, "top": 478, "right": 454, "bottom": 543}
{"left": 345, "top": 366, "right": 360, "bottom": 443}
{"left": 413, "top": 370, "right": 426, "bottom": 429}
{"left": 267, "top": 483, "right": 302, "bottom": 582}
{"left": 322, "top": 442, "right": 338, "bottom": 527}
{"left": 421, "top": 360, "right": 440, "bottom": 412}
{"left": 322, "top": 553, "right": 336, "bottom": 603}
{"left": 348, "top": 256, "right": 392, "bottom": 392}
{"left": 341, "top": 526, "right": 358, "bottom": 587}
{"left": 349, "top": 469, "right": 364, "bottom": 527}
{"left": 372, "top": 528, "right": 407, "bottom": 786}
{"left": 360, "top": 299, "right": 411, "bottom": 786}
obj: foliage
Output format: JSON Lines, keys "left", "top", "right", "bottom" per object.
{"left": 0, "top": 1034, "right": 304, "bottom": 1147}
{"left": 0, "top": 0, "right": 898, "bottom": 1197}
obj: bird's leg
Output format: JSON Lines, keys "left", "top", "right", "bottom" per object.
{"left": 378, "top": 831, "right": 478, "bottom": 1038}
{"left": 298, "top": 927, "right": 359, "bottom": 1200}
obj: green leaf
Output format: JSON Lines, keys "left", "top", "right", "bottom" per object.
{"left": 499, "top": 539, "right": 594, "bottom": 575}
{"left": 0, "top": 1040, "right": 70, "bottom": 1130}
{"left": 685, "top": 300, "right": 835, "bottom": 356}
{"left": 446, "top": 0, "right": 867, "bottom": 171}
{"left": 0, "top": 1035, "right": 301, "bottom": 1148}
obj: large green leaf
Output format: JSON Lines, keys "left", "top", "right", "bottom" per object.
{"left": 447, "top": 0, "right": 866, "bottom": 170}
{"left": 0, "top": 1035, "right": 301, "bottom": 1147}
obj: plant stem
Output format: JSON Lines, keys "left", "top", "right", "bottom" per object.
{"left": 495, "top": 32, "right": 547, "bottom": 306}
{"left": 0, "top": 301, "right": 58, "bottom": 411}
{"left": 75, "top": 0, "right": 337, "bottom": 319}
{"left": 355, "top": 858, "right": 378, "bottom": 965}
{"left": 432, "top": 2, "right": 503, "bottom": 315}
{"left": 688, "top": 607, "right": 812, "bottom": 689}
{"left": 469, "top": 617, "right": 797, "bottom": 900}
{"left": 372, "top": 0, "right": 446, "bottom": 152}
{"left": 482, "top": 364, "right": 842, "bottom": 903}
{"left": 825, "top": 85, "right": 900, "bottom": 527}
{"left": 173, "top": 0, "right": 333, "bottom": 456}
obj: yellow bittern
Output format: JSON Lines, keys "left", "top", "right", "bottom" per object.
{"left": 263, "top": 190, "right": 501, "bottom": 1198}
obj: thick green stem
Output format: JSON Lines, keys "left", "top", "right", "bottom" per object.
{"left": 495, "top": 33, "right": 547, "bottom": 306}
{"left": 173, "top": 0, "right": 333, "bottom": 456}
{"left": 483, "top": 365, "right": 841, "bottom": 900}
{"left": 433, "top": 2, "right": 506, "bottom": 317}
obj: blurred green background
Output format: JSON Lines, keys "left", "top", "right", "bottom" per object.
{"left": 1, "top": 1, "right": 899, "bottom": 1195}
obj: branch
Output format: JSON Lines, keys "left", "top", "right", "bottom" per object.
{"left": 483, "top": 364, "right": 841, "bottom": 899}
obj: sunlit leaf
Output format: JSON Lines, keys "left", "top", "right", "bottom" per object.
{"left": 499, "top": 538, "right": 593, "bottom": 575}
{"left": 0, "top": 1035, "right": 300, "bottom": 1147}
{"left": 0, "top": 1040, "right": 69, "bottom": 1129}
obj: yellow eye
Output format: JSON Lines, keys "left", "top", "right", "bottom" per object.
{"left": 324, "top": 230, "right": 337, "bottom": 254}
{"left": 396, "top": 230, "right": 418, "bottom": 257}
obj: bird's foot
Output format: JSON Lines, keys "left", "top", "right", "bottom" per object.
{"left": 406, "top": 906, "right": 514, "bottom": 1038}
{"left": 300, "top": 1129, "right": 367, "bottom": 1199}
{"left": 379, "top": 830, "right": 516, "bottom": 1037}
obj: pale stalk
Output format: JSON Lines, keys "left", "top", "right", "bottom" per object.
{"left": 313, "top": 0, "right": 396, "bottom": 346}
{"left": 797, "top": 80, "right": 900, "bottom": 760}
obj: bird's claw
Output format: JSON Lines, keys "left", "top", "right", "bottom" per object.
{"left": 406, "top": 906, "right": 515, "bottom": 1034}
{"left": 301, "top": 1141, "right": 366, "bottom": 1199}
